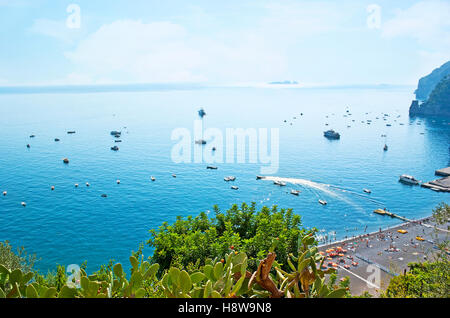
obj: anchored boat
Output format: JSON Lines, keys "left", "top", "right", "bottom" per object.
{"left": 399, "top": 174, "right": 420, "bottom": 185}
{"left": 324, "top": 129, "right": 340, "bottom": 139}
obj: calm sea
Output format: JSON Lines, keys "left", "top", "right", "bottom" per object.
{"left": 0, "top": 85, "right": 449, "bottom": 273}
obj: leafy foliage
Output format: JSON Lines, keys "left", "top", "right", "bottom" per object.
{"left": 147, "top": 203, "right": 314, "bottom": 272}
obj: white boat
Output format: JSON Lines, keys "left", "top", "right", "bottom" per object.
{"left": 224, "top": 176, "right": 236, "bottom": 182}
{"left": 231, "top": 186, "right": 239, "bottom": 190}
{"left": 399, "top": 174, "right": 420, "bottom": 185}
{"left": 319, "top": 200, "right": 327, "bottom": 205}
{"left": 151, "top": 176, "right": 156, "bottom": 181}
{"left": 290, "top": 189, "right": 300, "bottom": 195}
{"left": 363, "top": 189, "right": 371, "bottom": 194}
{"left": 274, "top": 180, "right": 286, "bottom": 186}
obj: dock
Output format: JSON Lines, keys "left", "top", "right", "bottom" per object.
{"left": 435, "top": 167, "right": 450, "bottom": 177}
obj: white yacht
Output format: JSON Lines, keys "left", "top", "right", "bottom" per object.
{"left": 399, "top": 174, "right": 420, "bottom": 185}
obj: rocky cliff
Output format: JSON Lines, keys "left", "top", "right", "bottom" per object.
{"left": 414, "top": 61, "right": 450, "bottom": 101}
{"left": 410, "top": 75, "right": 450, "bottom": 117}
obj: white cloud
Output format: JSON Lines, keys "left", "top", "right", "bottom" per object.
{"left": 382, "top": 0, "right": 450, "bottom": 46}
{"left": 64, "top": 19, "right": 288, "bottom": 84}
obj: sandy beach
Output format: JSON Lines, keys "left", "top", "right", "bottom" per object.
{"left": 317, "top": 216, "right": 449, "bottom": 296}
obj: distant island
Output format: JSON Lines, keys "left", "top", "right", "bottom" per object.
{"left": 268, "top": 80, "right": 299, "bottom": 85}
{"left": 409, "top": 61, "right": 450, "bottom": 117}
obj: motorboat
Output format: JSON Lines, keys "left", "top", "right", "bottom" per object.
{"left": 319, "top": 200, "right": 327, "bottom": 205}
{"left": 111, "top": 146, "right": 119, "bottom": 151}
{"left": 195, "top": 139, "right": 207, "bottom": 145}
{"left": 224, "top": 176, "right": 236, "bottom": 182}
{"left": 198, "top": 108, "right": 206, "bottom": 118}
{"left": 323, "top": 129, "right": 340, "bottom": 139}
{"left": 273, "top": 180, "right": 286, "bottom": 186}
{"left": 67, "top": 131, "right": 76, "bottom": 134}
{"left": 290, "top": 189, "right": 300, "bottom": 195}
{"left": 110, "top": 131, "right": 121, "bottom": 136}
{"left": 399, "top": 174, "right": 420, "bottom": 185}
{"left": 63, "top": 158, "right": 69, "bottom": 164}
{"left": 231, "top": 186, "right": 239, "bottom": 190}
{"left": 383, "top": 144, "right": 388, "bottom": 151}
{"left": 363, "top": 188, "right": 371, "bottom": 194}
{"left": 206, "top": 166, "right": 218, "bottom": 170}
{"left": 54, "top": 138, "right": 60, "bottom": 142}
{"left": 151, "top": 176, "right": 156, "bottom": 181}
{"left": 256, "top": 176, "right": 264, "bottom": 180}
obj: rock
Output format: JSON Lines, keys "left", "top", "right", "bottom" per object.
{"left": 415, "top": 61, "right": 450, "bottom": 101}
{"left": 410, "top": 76, "right": 450, "bottom": 117}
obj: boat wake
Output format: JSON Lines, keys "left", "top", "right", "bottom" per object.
{"left": 259, "top": 176, "right": 385, "bottom": 208}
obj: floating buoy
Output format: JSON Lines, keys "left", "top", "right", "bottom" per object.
{"left": 63, "top": 158, "right": 69, "bottom": 164}
{"left": 2, "top": 191, "right": 6, "bottom": 196}
{"left": 21, "top": 202, "right": 26, "bottom": 207}
{"left": 51, "top": 186, "right": 55, "bottom": 191}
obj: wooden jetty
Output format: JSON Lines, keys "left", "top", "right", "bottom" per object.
{"left": 435, "top": 167, "right": 450, "bottom": 177}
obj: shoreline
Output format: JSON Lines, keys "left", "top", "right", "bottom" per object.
{"left": 318, "top": 215, "right": 434, "bottom": 248}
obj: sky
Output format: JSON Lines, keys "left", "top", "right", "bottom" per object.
{"left": 0, "top": 0, "right": 449, "bottom": 86}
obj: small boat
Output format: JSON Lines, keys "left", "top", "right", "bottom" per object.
{"left": 54, "top": 138, "right": 60, "bottom": 142}
{"left": 351, "top": 262, "right": 358, "bottom": 267}
{"left": 115, "top": 140, "right": 122, "bottom": 143}
{"left": 116, "top": 180, "right": 120, "bottom": 184}
{"left": 172, "top": 174, "right": 176, "bottom": 178}
{"left": 2, "top": 191, "right": 6, "bottom": 196}
{"left": 386, "top": 124, "right": 392, "bottom": 127}
{"left": 231, "top": 186, "right": 239, "bottom": 190}
{"left": 67, "top": 131, "right": 76, "bottom": 134}
{"left": 63, "top": 158, "right": 69, "bottom": 164}
{"left": 206, "top": 166, "right": 218, "bottom": 170}
{"left": 51, "top": 186, "right": 55, "bottom": 191}
{"left": 26, "top": 144, "right": 30, "bottom": 148}
{"left": 74, "top": 183, "right": 79, "bottom": 188}
{"left": 86, "top": 182, "right": 90, "bottom": 187}
{"left": 110, "top": 131, "right": 121, "bottom": 136}
{"left": 344, "top": 264, "right": 351, "bottom": 269}
{"left": 224, "top": 176, "right": 236, "bottom": 182}
{"left": 151, "top": 176, "right": 156, "bottom": 181}
{"left": 21, "top": 202, "right": 26, "bottom": 207}
{"left": 195, "top": 139, "right": 207, "bottom": 145}
{"left": 290, "top": 189, "right": 300, "bottom": 195}
{"left": 373, "top": 209, "right": 387, "bottom": 215}
{"left": 29, "top": 135, "right": 35, "bottom": 138}
{"left": 212, "top": 147, "right": 216, "bottom": 151}
{"left": 198, "top": 108, "right": 206, "bottom": 118}
{"left": 363, "top": 188, "right": 371, "bottom": 194}
{"left": 323, "top": 129, "right": 340, "bottom": 139}
{"left": 111, "top": 146, "right": 119, "bottom": 151}
{"left": 273, "top": 180, "right": 286, "bottom": 186}
{"left": 383, "top": 144, "right": 388, "bottom": 151}
{"left": 101, "top": 194, "right": 108, "bottom": 198}
{"left": 256, "top": 176, "right": 264, "bottom": 180}
{"left": 399, "top": 174, "right": 420, "bottom": 185}
{"left": 319, "top": 200, "right": 327, "bottom": 205}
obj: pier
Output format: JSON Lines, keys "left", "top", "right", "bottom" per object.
{"left": 421, "top": 167, "right": 450, "bottom": 192}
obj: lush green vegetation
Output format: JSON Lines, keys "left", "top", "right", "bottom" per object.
{"left": 148, "top": 202, "right": 312, "bottom": 273}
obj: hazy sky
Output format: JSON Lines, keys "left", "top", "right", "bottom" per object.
{"left": 0, "top": 0, "right": 449, "bottom": 86}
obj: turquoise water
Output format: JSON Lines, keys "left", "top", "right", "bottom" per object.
{"left": 0, "top": 86, "right": 449, "bottom": 273}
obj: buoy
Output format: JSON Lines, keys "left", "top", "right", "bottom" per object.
{"left": 2, "top": 191, "right": 6, "bottom": 196}
{"left": 63, "top": 158, "right": 69, "bottom": 164}
{"left": 51, "top": 186, "right": 55, "bottom": 191}
{"left": 117, "top": 180, "right": 120, "bottom": 184}
{"left": 21, "top": 202, "right": 26, "bottom": 207}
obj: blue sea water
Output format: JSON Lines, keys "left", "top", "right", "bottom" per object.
{"left": 0, "top": 85, "right": 449, "bottom": 273}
